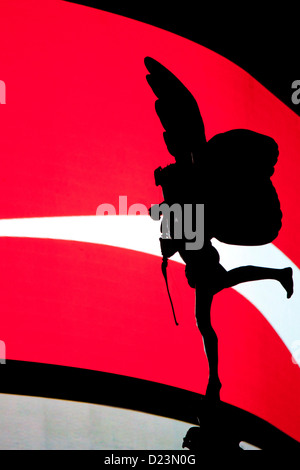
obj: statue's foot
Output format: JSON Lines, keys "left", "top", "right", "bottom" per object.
{"left": 281, "top": 267, "right": 294, "bottom": 299}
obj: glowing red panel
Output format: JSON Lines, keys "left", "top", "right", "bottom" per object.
{"left": 0, "top": 0, "right": 299, "bottom": 443}
{"left": 0, "top": 1, "right": 299, "bottom": 265}
{"left": 0, "top": 237, "right": 299, "bottom": 441}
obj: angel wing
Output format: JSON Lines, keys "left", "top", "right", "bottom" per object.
{"left": 144, "top": 57, "right": 206, "bottom": 163}
{"left": 145, "top": 58, "right": 282, "bottom": 247}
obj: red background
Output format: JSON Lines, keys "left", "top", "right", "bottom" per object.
{"left": 0, "top": 0, "right": 299, "bottom": 441}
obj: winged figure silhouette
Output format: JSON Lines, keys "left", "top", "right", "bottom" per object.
{"left": 145, "top": 57, "right": 293, "bottom": 400}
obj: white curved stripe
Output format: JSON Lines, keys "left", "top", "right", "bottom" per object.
{"left": 0, "top": 215, "right": 299, "bottom": 365}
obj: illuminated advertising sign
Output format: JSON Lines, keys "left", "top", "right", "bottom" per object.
{"left": 0, "top": 0, "right": 299, "bottom": 451}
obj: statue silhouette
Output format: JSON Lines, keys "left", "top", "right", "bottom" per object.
{"left": 145, "top": 57, "right": 294, "bottom": 402}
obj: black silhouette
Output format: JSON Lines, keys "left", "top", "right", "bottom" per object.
{"left": 145, "top": 57, "right": 294, "bottom": 403}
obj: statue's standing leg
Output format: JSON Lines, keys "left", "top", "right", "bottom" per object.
{"left": 195, "top": 283, "right": 222, "bottom": 400}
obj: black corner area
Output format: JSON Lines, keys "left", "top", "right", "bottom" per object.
{"left": 64, "top": 1, "right": 300, "bottom": 117}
